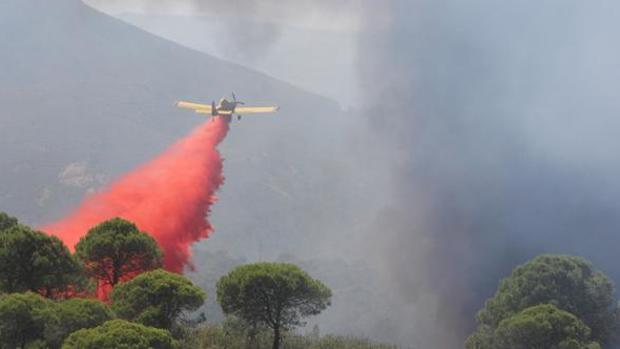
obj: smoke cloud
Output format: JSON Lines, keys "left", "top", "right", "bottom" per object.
{"left": 84, "top": 0, "right": 364, "bottom": 59}
{"left": 43, "top": 117, "right": 230, "bottom": 272}
{"left": 357, "top": 1, "right": 620, "bottom": 347}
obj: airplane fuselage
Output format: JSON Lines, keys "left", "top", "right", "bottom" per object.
{"left": 176, "top": 94, "right": 278, "bottom": 121}
{"left": 216, "top": 98, "right": 241, "bottom": 114}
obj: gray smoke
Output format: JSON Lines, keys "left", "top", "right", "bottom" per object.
{"left": 85, "top": 0, "right": 363, "bottom": 58}
{"left": 358, "top": 1, "right": 620, "bottom": 348}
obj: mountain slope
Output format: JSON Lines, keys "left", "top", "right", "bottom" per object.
{"left": 113, "top": 12, "right": 360, "bottom": 107}
{"left": 0, "top": 0, "right": 400, "bottom": 343}
{"left": 0, "top": 0, "right": 349, "bottom": 228}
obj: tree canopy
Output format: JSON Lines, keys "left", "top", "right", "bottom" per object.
{"left": 493, "top": 304, "right": 601, "bottom": 349}
{"left": 467, "top": 254, "right": 618, "bottom": 348}
{"left": 75, "top": 218, "right": 163, "bottom": 287}
{"left": 0, "top": 292, "right": 53, "bottom": 349}
{"left": 217, "top": 262, "right": 331, "bottom": 349}
{"left": 0, "top": 225, "right": 84, "bottom": 297}
{"left": 45, "top": 298, "right": 114, "bottom": 349}
{"left": 0, "top": 211, "right": 18, "bottom": 232}
{"left": 110, "top": 269, "right": 205, "bottom": 332}
{"left": 61, "top": 319, "right": 177, "bottom": 349}
{"left": 0, "top": 292, "right": 113, "bottom": 349}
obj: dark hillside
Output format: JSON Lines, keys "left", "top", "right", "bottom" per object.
{"left": 0, "top": 0, "right": 350, "bottom": 240}
{"left": 0, "top": 0, "right": 393, "bottom": 342}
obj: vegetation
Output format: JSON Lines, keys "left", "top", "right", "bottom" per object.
{"left": 2, "top": 209, "right": 620, "bottom": 349}
{"left": 0, "top": 211, "right": 386, "bottom": 348}
{"left": 494, "top": 304, "right": 601, "bottom": 349}
{"left": 217, "top": 262, "right": 332, "bottom": 349}
{"left": 111, "top": 269, "right": 205, "bottom": 332}
{"left": 44, "top": 298, "right": 114, "bottom": 348}
{"left": 466, "top": 254, "right": 618, "bottom": 348}
{"left": 0, "top": 211, "right": 18, "bottom": 231}
{"left": 62, "top": 319, "right": 177, "bottom": 349}
{"left": 0, "top": 225, "right": 84, "bottom": 297}
{"left": 75, "top": 217, "right": 163, "bottom": 287}
{"left": 183, "top": 322, "right": 397, "bottom": 349}
{"left": 0, "top": 292, "right": 52, "bottom": 349}
{"left": 0, "top": 292, "right": 113, "bottom": 349}
{"left": 14, "top": 211, "right": 620, "bottom": 349}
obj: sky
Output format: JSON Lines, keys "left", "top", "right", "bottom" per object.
{"left": 83, "top": 0, "right": 367, "bottom": 31}
{"left": 83, "top": 0, "right": 372, "bottom": 107}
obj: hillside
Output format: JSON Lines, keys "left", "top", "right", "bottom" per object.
{"left": 0, "top": 0, "right": 353, "bottom": 247}
{"left": 0, "top": 0, "right": 398, "bottom": 343}
{"left": 112, "top": 12, "right": 360, "bottom": 107}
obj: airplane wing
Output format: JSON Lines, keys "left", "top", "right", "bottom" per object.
{"left": 176, "top": 101, "right": 212, "bottom": 112}
{"left": 234, "top": 106, "right": 279, "bottom": 114}
{"left": 196, "top": 109, "right": 233, "bottom": 116}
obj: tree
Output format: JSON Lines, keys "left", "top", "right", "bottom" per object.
{"left": 466, "top": 254, "right": 618, "bottom": 348}
{"left": 0, "top": 225, "right": 85, "bottom": 297}
{"left": 0, "top": 211, "right": 18, "bottom": 232}
{"left": 0, "top": 292, "right": 53, "bottom": 349}
{"left": 110, "top": 269, "right": 205, "bottom": 332}
{"left": 217, "top": 262, "right": 332, "bottom": 349}
{"left": 61, "top": 319, "right": 177, "bottom": 349}
{"left": 0, "top": 293, "right": 114, "bottom": 349}
{"left": 492, "top": 304, "right": 601, "bottom": 349}
{"left": 75, "top": 218, "right": 163, "bottom": 287}
{"left": 44, "top": 298, "right": 114, "bottom": 349}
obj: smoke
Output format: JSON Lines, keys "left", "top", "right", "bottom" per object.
{"left": 43, "top": 117, "right": 230, "bottom": 272}
{"left": 356, "top": 1, "right": 620, "bottom": 347}
{"left": 84, "top": 0, "right": 364, "bottom": 59}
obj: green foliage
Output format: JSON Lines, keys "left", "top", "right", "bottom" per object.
{"left": 0, "top": 292, "right": 53, "bottom": 349}
{"left": 183, "top": 322, "right": 396, "bottom": 349}
{"left": 0, "top": 211, "right": 18, "bottom": 232}
{"left": 61, "top": 319, "right": 177, "bottom": 349}
{"left": 0, "top": 225, "right": 85, "bottom": 296}
{"left": 0, "top": 292, "right": 113, "bottom": 349}
{"left": 75, "top": 218, "right": 163, "bottom": 286}
{"left": 217, "top": 262, "right": 331, "bottom": 349}
{"left": 110, "top": 269, "right": 205, "bottom": 332}
{"left": 467, "top": 254, "right": 617, "bottom": 348}
{"left": 44, "top": 298, "right": 114, "bottom": 348}
{"left": 493, "top": 304, "right": 601, "bottom": 349}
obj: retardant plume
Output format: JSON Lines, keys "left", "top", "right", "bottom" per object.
{"left": 43, "top": 116, "right": 230, "bottom": 272}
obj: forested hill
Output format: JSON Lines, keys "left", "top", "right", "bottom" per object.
{"left": 0, "top": 0, "right": 393, "bottom": 342}
{"left": 0, "top": 0, "right": 352, "bottom": 252}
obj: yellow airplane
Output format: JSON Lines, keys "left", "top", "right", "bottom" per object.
{"left": 176, "top": 93, "right": 279, "bottom": 121}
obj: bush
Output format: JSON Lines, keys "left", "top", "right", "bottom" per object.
{"left": 62, "top": 319, "right": 177, "bottom": 349}
{"left": 182, "top": 321, "right": 397, "bottom": 349}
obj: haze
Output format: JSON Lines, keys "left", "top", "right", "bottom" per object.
{"left": 3, "top": 1, "right": 620, "bottom": 348}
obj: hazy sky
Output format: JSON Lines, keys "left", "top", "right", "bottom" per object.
{"left": 83, "top": 0, "right": 376, "bottom": 107}
{"left": 83, "top": 0, "right": 368, "bottom": 32}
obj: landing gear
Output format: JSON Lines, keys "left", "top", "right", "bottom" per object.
{"left": 237, "top": 115, "right": 242, "bottom": 121}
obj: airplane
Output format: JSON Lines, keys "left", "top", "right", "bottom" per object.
{"left": 176, "top": 93, "right": 279, "bottom": 121}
